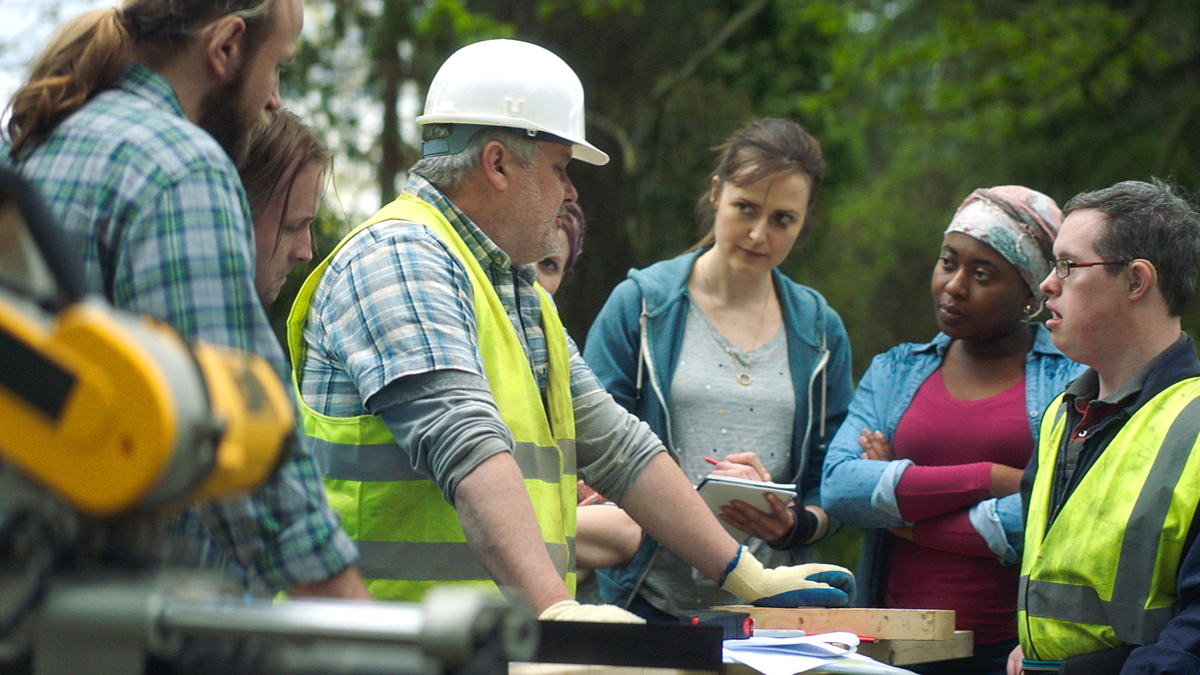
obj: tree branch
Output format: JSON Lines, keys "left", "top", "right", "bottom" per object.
{"left": 588, "top": 109, "right": 639, "bottom": 176}
{"left": 651, "top": 0, "right": 772, "bottom": 102}
{"left": 596, "top": 0, "right": 773, "bottom": 177}
{"left": 1155, "top": 87, "right": 1200, "bottom": 176}
{"left": 1080, "top": 0, "right": 1158, "bottom": 104}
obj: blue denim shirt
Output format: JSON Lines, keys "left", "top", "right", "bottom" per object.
{"left": 821, "top": 326, "right": 1084, "bottom": 607}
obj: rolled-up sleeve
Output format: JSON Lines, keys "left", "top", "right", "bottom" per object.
{"left": 570, "top": 345, "right": 666, "bottom": 504}
{"left": 366, "top": 370, "right": 514, "bottom": 504}
{"left": 301, "top": 220, "right": 503, "bottom": 497}
{"left": 821, "top": 354, "right": 910, "bottom": 529}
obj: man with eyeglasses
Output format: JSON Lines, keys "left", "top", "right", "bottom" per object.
{"left": 1006, "top": 179, "right": 1200, "bottom": 675}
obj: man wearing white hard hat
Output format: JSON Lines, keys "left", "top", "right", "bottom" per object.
{"left": 288, "top": 38, "right": 854, "bottom": 621}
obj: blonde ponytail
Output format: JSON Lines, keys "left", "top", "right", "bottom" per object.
{"left": 5, "top": 9, "right": 130, "bottom": 159}
{"left": 5, "top": 0, "right": 276, "bottom": 160}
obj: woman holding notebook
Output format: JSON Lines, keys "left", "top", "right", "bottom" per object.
{"left": 582, "top": 118, "right": 854, "bottom": 620}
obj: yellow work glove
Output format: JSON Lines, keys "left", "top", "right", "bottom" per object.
{"left": 538, "top": 600, "right": 646, "bottom": 623}
{"left": 719, "top": 546, "right": 854, "bottom": 608}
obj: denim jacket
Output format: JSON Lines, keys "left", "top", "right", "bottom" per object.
{"left": 820, "top": 326, "right": 1084, "bottom": 607}
{"left": 585, "top": 248, "right": 854, "bottom": 503}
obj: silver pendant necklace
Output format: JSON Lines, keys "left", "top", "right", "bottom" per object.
{"left": 700, "top": 258, "right": 771, "bottom": 387}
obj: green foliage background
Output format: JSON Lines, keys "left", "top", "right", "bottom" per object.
{"left": 265, "top": 0, "right": 1200, "bottom": 569}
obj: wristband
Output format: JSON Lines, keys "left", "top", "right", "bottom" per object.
{"left": 769, "top": 505, "right": 819, "bottom": 551}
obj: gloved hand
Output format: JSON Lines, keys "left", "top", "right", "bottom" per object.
{"left": 719, "top": 546, "right": 854, "bottom": 608}
{"left": 538, "top": 599, "right": 646, "bottom": 623}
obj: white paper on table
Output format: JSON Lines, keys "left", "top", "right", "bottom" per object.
{"left": 832, "top": 652, "right": 919, "bottom": 674}
{"left": 722, "top": 631, "right": 859, "bottom": 674}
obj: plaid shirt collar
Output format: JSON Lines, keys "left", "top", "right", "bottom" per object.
{"left": 117, "top": 61, "right": 189, "bottom": 119}
{"left": 404, "top": 174, "right": 540, "bottom": 285}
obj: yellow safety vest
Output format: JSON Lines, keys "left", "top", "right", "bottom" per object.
{"left": 1019, "top": 377, "right": 1200, "bottom": 661}
{"left": 286, "top": 193, "right": 577, "bottom": 601}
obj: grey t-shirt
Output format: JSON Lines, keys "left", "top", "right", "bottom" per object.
{"left": 640, "top": 298, "right": 800, "bottom": 616}
{"left": 671, "top": 300, "right": 795, "bottom": 482}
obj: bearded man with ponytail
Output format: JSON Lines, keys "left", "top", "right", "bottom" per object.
{"left": 2, "top": 0, "right": 368, "bottom": 600}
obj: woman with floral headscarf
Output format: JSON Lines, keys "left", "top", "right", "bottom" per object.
{"left": 746, "top": 186, "right": 1084, "bottom": 675}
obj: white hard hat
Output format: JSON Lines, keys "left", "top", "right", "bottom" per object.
{"left": 416, "top": 39, "right": 609, "bottom": 166}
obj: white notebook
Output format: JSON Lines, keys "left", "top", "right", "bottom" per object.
{"left": 696, "top": 475, "right": 797, "bottom": 543}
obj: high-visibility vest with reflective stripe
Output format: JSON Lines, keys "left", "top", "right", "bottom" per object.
{"left": 286, "top": 193, "right": 577, "bottom": 601}
{"left": 1019, "top": 377, "right": 1200, "bottom": 661}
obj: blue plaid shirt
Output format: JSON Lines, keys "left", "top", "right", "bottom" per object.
{"left": 14, "top": 63, "right": 356, "bottom": 594}
{"left": 299, "top": 174, "right": 604, "bottom": 417}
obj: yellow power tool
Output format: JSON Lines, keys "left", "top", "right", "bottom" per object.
{"left": 0, "top": 165, "right": 539, "bottom": 675}
{"left": 0, "top": 165, "right": 293, "bottom": 517}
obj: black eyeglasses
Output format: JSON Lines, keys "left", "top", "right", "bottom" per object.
{"left": 1049, "top": 259, "right": 1131, "bottom": 279}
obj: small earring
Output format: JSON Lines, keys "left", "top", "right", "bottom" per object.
{"left": 1022, "top": 303, "right": 1039, "bottom": 321}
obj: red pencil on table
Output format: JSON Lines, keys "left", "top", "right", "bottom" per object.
{"left": 705, "top": 456, "right": 720, "bottom": 465}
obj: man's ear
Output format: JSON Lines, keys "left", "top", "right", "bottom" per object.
{"left": 1128, "top": 259, "right": 1158, "bottom": 301}
{"left": 480, "top": 140, "right": 511, "bottom": 192}
{"left": 205, "top": 16, "right": 247, "bottom": 80}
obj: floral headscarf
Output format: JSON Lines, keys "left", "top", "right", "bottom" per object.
{"left": 944, "top": 185, "right": 1063, "bottom": 304}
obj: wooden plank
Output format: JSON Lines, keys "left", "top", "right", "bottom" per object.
{"left": 711, "top": 606, "right": 956, "bottom": 641}
{"left": 511, "top": 663, "right": 711, "bottom": 675}
{"left": 511, "top": 631, "right": 972, "bottom": 672}
{"left": 857, "top": 630, "right": 974, "bottom": 666}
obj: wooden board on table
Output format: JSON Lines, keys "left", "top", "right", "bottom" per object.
{"left": 511, "top": 631, "right": 973, "bottom": 673}
{"left": 857, "top": 630, "right": 974, "bottom": 666}
{"left": 712, "top": 606, "right": 956, "bottom": 641}
{"left": 512, "top": 663, "right": 712, "bottom": 675}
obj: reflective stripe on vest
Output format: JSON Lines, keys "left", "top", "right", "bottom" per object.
{"left": 1019, "top": 379, "right": 1200, "bottom": 660}
{"left": 315, "top": 437, "right": 577, "bottom": 485}
{"left": 354, "top": 539, "right": 575, "bottom": 581}
{"left": 287, "top": 193, "right": 577, "bottom": 601}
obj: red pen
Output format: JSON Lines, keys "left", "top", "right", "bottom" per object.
{"left": 705, "top": 456, "right": 720, "bottom": 465}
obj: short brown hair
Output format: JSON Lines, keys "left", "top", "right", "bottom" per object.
{"left": 1064, "top": 178, "right": 1200, "bottom": 316}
